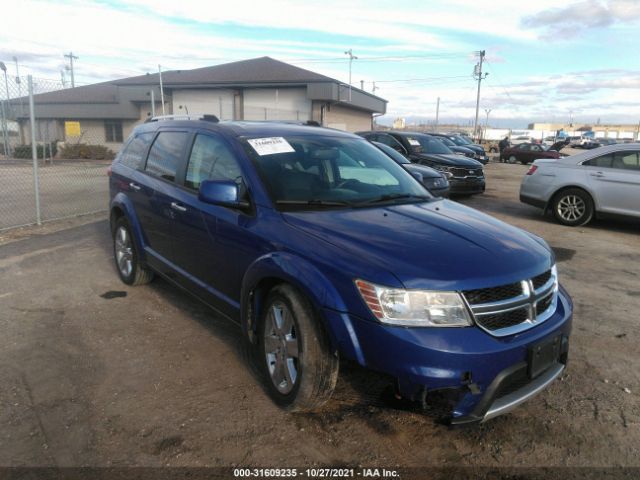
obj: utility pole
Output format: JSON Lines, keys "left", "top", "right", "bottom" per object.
{"left": 484, "top": 108, "right": 492, "bottom": 141}
{"left": 372, "top": 81, "right": 378, "bottom": 94}
{"left": 344, "top": 49, "right": 357, "bottom": 101}
{"left": 434, "top": 97, "right": 440, "bottom": 132}
{"left": 360, "top": 80, "right": 364, "bottom": 90}
{"left": 472, "top": 50, "right": 488, "bottom": 141}
{"left": 64, "top": 52, "right": 78, "bottom": 87}
{"left": 60, "top": 69, "right": 67, "bottom": 87}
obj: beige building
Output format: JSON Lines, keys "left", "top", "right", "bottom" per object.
{"left": 529, "top": 122, "right": 640, "bottom": 140}
{"left": 14, "top": 57, "right": 387, "bottom": 148}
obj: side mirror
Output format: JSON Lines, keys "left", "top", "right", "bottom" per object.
{"left": 409, "top": 170, "right": 424, "bottom": 183}
{"left": 198, "top": 179, "right": 249, "bottom": 209}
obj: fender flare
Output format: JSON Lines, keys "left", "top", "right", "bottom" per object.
{"left": 240, "top": 252, "right": 364, "bottom": 364}
{"left": 109, "top": 193, "right": 147, "bottom": 263}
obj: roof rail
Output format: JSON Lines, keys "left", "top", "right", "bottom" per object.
{"left": 146, "top": 114, "right": 220, "bottom": 123}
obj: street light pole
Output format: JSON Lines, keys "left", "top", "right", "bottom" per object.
{"left": 484, "top": 108, "right": 492, "bottom": 141}
{"left": 0, "top": 62, "right": 8, "bottom": 157}
{"left": 344, "top": 49, "right": 357, "bottom": 102}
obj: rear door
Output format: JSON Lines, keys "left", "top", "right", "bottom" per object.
{"left": 585, "top": 150, "right": 640, "bottom": 217}
{"left": 111, "top": 131, "right": 154, "bottom": 216}
{"left": 137, "top": 130, "right": 190, "bottom": 270}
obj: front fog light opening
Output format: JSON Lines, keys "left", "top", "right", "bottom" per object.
{"left": 355, "top": 279, "right": 473, "bottom": 327}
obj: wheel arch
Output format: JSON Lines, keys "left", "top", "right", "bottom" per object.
{"left": 240, "top": 252, "right": 362, "bottom": 363}
{"left": 546, "top": 184, "right": 597, "bottom": 214}
{"left": 109, "top": 193, "right": 147, "bottom": 262}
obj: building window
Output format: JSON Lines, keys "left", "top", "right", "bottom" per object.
{"left": 105, "top": 121, "right": 123, "bottom": 143}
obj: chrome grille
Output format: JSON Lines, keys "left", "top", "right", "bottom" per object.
{"left": 464, "top": 282, "right": 522, "bottom": 305}
{"left": 463, "top": 269, "right": 558, "bottom": 337}
{"left": 450, "top": 167, "right": 483, "bottom": 178}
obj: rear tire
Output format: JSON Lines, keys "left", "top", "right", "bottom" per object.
{"left": 507, "top": 155, "right": 518, "bottom": 164}
{"left": 258, "top": 284, "right": 338, "bottom": 412}
{"left": 552, "top": 188, "right": 594, "bottom": 226}
{"left": 113, "top": 217, "right": 154, "bottom": 285}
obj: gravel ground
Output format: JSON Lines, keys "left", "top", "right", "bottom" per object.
{"left": 0, "top": 163, "right": 638, "bottom": 475}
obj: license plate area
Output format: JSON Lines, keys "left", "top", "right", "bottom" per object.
{"left": 528, "top": 335, "right": 561, "bottom": 379}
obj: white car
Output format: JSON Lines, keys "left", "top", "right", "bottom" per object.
{"left": 511, "top": 135, "right": 536, "bottom": 145}
{"left": 520, "top": 143, "right": 640, "bottom": 226}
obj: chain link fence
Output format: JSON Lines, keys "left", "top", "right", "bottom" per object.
{"left": 1, "top": 76, "right": 113, "bottom": 230}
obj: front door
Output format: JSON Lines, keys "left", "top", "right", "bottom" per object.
{"left": 170, "top": 132, "right": 257, "bottom": 319}
{"left": 585, "top": 150, "right": 640, "bottom": 217}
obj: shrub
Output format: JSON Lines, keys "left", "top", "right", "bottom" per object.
{"left": 59, "top": 143, "right": 116, "bottom": 160}
{"left": 12, "top": 142, "right": 58, "bottom": 159}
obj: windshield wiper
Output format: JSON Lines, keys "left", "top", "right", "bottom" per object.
{"left": 275, "top": 199, "right": 353, "bottom": 207}
{"left": 354, "top": 193, "right": 432, "bottom": 206}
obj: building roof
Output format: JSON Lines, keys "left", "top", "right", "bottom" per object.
{"left": 12, "top": 56, "right": 386, "bottom": 119}
{"left": 114, "top": 56, "right": 336, "bottom": 86}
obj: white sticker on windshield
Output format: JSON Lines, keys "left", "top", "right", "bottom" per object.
{"left": 408, "top": 138, "right": 420, "bottom": 146}
{"left": 247, "top": 137, "right": 295, "bottom": 156}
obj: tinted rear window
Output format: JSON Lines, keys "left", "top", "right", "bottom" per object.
{"left": 145, "top": 131, "right": 189, "bottom": 182}
{"left": 118, "top": 133, "right": 154, "bottom": 170}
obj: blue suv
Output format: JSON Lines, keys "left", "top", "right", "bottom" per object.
{"left": 109, "top": 116, "right": 572, "bottom": 423}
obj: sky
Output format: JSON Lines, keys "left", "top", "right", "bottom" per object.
{"left": 1, "top": 0, "right": 639, "bottom": 128}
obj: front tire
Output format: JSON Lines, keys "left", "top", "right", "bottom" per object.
{"left": 507, "top": 155, "right": 518, "bottom": 164}
{"left": 552, "top": 188, "right": 594, "bottom": 226}
{"left": 258, "top": 284, "right": 338, "bottom": 412}
{"left": 113, "top": 218, "right": 154, "bottom": 285}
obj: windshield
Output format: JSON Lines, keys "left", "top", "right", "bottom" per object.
{"left": 406, "top": 135, "right": 453, "bottom": 155}
{"left": 449, "top": 136, "right": 467, "bottom": 146}
{"left": 243, "top": 135, "right": 431, "bottom": 209}
{"left": 453, "top": 136, "right": 472, "bottom": 145}
{"left": 373, "top": 141, "right": 410, "bottom": 164}
{"left": 437, "top": 137, "right": 456, "bottom": 147}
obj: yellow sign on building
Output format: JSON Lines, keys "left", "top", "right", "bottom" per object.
{"left": 64, "top": 121, "right": 81, "bottom": 137}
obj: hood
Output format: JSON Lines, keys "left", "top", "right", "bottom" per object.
{"left": 458, "top": 143, "right": 484, "bottom": 154}
{"left": 449, "top": 146, "right": 475, "bottom": 156}
{"left": 403, "top": 163, "right": 441, "bottom": 179}
{"left": 283, "top": 200, "right": 553, "bottom": 291}
{"left": 414, "top": 153, "right": 483, "bottom": 167}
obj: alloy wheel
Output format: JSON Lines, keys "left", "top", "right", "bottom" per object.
{"left": 557, "top": 195, "right": 586, "bottom": 222}
{"left": 114, "top": 226, "right": 133, "bottom": 278}
{"left": 264, "top": 302, "right": 299, "bottom": 394}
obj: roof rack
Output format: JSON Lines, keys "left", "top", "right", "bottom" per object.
{"left": 146, "top": 114, "right": 220, "bottom": 123}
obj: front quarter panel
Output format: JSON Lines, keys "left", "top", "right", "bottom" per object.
{"left": 240, "top": 252, "right": 365, "bottom": 363}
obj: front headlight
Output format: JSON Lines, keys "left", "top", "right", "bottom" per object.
{"left": 355, "top": 280, "right": 473, "bottom": 327}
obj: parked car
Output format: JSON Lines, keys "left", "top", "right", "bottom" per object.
{"left": 542, "top": 136, "right": 557, "bottom": 147}
{"left": 520, "top": 143, "right": 640, "bottom": 226}
{"left": 597, "top": 138, "right": 617, "bottom": 146}
{"left": 428, "top": 135, "right": 477, "bottom": 160}
{"left": 511, "top": 136, "right": 540, "bottom": 146}
{"left": 501, "top": 143, "right": 560, "bottom": 164}
{"left": 573, "top": 141, "right": 602, "bottom": 150}
{"left": 435, "top": 134, "right": 490, "bottom": 164}
{"left": 372, "top": 141, "right": 450, "bottom": 197}
{"left": 356, "top": 131, "right": 485, "bottom": 195}
{"left": 109, "top": 116, "right": 572, "bottom": 423}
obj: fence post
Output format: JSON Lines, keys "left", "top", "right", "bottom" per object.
{"left": 28, "top": 75, "right": 41, "bottom": 225}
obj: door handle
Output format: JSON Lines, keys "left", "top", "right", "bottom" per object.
{"left": 170, "top": 202, "right": 187, "bottom": 213}
{"left": 129, "top": 182, "right": 141, "bottom": 191}
{"left": 589, "top": 172, "right": 605, "bottom": 178}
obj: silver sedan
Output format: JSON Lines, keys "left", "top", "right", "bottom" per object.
{"left": 520, "top": 143, "right": 640, "bottom": 226}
